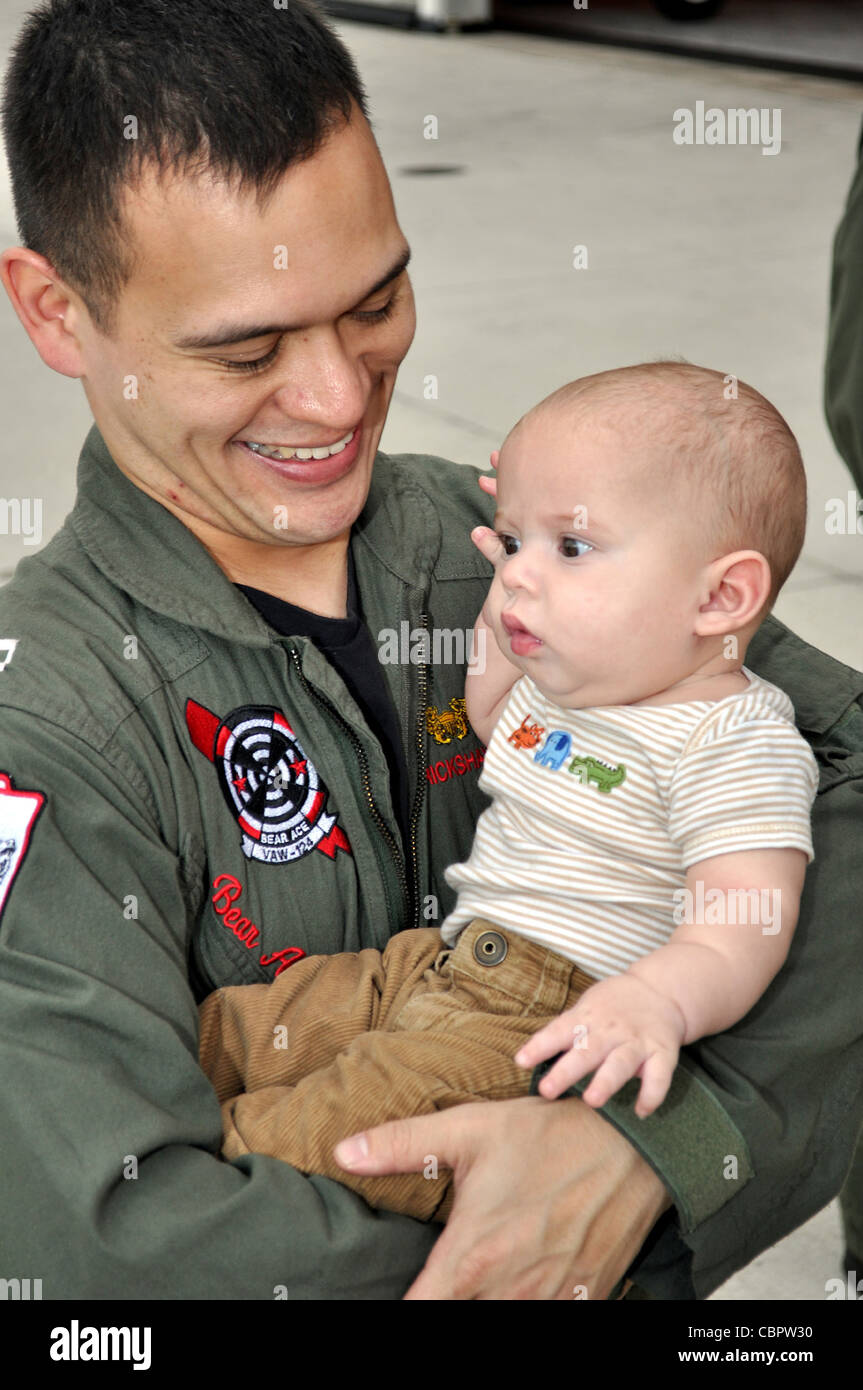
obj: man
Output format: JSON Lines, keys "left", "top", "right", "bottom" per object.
{"left": 0, "top": 0, "right": 860, "bottom": 1301}
{"left": 826, "top": 115, "right": 863, "bottom": 498}
{"left": 824, "top": 114, "right": 863, "bottom": 1280}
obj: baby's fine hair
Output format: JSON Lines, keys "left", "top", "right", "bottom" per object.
{"left": 519, "top": 360, "right": 807, "bottom": 614}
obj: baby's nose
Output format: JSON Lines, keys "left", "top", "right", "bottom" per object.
{"left": 502, "top": 556, "right": 539, "bottom": 594}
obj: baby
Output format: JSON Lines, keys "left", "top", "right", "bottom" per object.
{"left": 198, "top": 361, "right": 818, "bottom": 1222}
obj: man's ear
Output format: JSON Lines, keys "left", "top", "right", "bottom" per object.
{"left": 693, "top": 550, "right": 771, "bottom": 637}
{"left": 0, "top": 247, "right": 87, "bottom": 379}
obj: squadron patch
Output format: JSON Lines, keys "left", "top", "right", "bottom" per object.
{"left": 185, "top": 699, "right": 352, "bottom": 865}
{"left": 0, "top": 772, "right": 45, "bottom": 922}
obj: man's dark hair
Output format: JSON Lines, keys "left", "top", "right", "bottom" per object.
{"left": 2, "top": 0, "right": 370, "bottom": 337}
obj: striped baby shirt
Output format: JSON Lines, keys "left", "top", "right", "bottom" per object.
{"left": 439, "top": 666, "right": 819, "bottom": 979}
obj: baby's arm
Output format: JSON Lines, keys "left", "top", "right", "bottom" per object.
{"left": 516, "top": 845, "right": 807, "bottom": 1117}
{"left": 464, "top": 528, "right": 522, "bottom": 746}
{"left": 628, "top": 845, "right": 806, "bottom": 1043}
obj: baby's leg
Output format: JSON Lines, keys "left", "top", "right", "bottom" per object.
{"left": 198, "top": 927, "right": 444, "bottom": 1102}
{"left": 218, "top": 920, "right": 597, "bottom": 1221}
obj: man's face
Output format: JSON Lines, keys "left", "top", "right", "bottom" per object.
{"left": 67, "top": 107, "right": 415, "bottom": 562}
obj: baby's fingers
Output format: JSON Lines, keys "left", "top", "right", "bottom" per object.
{"left": 516, "top": 1013, "right": 604, "bottom": 1099}
{"left": 470, "top": 525, "right": 501, "bottom": 563}
{"left": 581, "top": 1043, "right": 645, "bottom": 1111}
{"left": 633, "top": 1050, "right": 677, "bottom": 1119}
{"left": 478, "top": 451, "right": 499, "bottom": 497}
{"left": 515, "top": 1013, "right": 582, "bottom": 1071}
{"left": 536, "top": 1047, "right": 599, "bottom": 1100}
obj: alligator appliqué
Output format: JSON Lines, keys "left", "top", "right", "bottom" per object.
{"left": 567, "top": 754, "right": 626, "bottom": 793}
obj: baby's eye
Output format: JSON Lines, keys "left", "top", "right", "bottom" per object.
{"left": 496, "top": 532, "right": 520, "bottom": 557}
{"left": 560, "top": 536, "right": 593, "bottom": 559}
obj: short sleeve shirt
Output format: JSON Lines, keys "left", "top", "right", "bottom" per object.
{"left": 440, "top": 667, "right": 819, "bottom": 978}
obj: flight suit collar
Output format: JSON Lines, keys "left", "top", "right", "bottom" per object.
{"left": 68, "top": 423, "right": 441, "bottom": 643}
{"left": 67, "top": 424, "right": 863, "bottom": 739}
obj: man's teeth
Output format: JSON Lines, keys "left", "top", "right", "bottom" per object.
{"left": 244, "top": 428, "right": 355, "bottom": 461}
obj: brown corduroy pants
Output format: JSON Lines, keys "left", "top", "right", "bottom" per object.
{"left": 198, "top": 917, "right": 597, "bottom": 1222}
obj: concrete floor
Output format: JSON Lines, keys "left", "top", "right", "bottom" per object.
{"left": 0, "top": 7, "right": 860, "bottom": 1299}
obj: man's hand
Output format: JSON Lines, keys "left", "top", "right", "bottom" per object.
{"left": 515, "top": 974, "right": 686, "bottom": 1119}
{"left": 334, "top": 1096, "right": 672, "bottom": 1299}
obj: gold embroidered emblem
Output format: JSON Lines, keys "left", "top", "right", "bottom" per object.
{"left": 425, "top": 697, "right": 469, "bottom": 744}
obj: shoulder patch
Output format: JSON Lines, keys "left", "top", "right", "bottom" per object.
{"left": 0, "top": 772, "right": 45, "bottom": 922}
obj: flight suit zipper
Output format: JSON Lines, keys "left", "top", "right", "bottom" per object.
{"left": 288, "top": 644, "right": 412, "bottom": 925}
{"left": 288, "top": 611, "right": 430, "bottom": 930}
{"left": 406, "top": 611, "right": 430, "bottom": 928}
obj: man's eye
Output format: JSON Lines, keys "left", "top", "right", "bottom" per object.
{"left": 497, "top": 533, "right": 520, "bottom": 556}
{"left": 560, "top": 536, "right": 592, "bottom": 558}
{"left": 352, "top": 292, "right": 399, "bottom": 325}
{"left": 218, "top": 344, "right": 281, "bottom": 374}
{"left": 216, "top": 291, "right": 400, "bottom": 373}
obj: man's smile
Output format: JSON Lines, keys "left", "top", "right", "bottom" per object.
{"left": 232, "top": 423, "right": 363, "bottom": 485}
{"left": 239, "top": 425, "right": 358, "bottom": 461}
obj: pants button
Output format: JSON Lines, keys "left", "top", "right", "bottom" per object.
{"left": 474, "top": 930, "right": 508, "bottom": 966}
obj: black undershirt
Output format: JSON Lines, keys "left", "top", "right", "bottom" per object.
{"left": 235, "top": 549, "right": 412, "bottom": 851}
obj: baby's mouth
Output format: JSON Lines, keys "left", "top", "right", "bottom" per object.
{"left": 501, "top": 612, "right": 542, "bottom": 643}
{"left": 500, "top": 612, "right": 544, "bottom": 657}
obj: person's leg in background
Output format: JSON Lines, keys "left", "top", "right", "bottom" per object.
{"left": 823, "top": 113, "right": 863, "bottom": 1274}
{"left": 825, "top": 116, "right": 863, "bottom": 495}
{"left": 841, "top": 1122, "right": 863, "bottom": 1273}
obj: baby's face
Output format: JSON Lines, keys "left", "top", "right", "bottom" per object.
{"left": 485, "top": 407, "right": 711, "bottom": 708}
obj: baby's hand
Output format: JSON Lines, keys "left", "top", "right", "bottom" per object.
{"left": 514, "top": 974, "right": 687, "bottom": 1118}
{"left": 471, "top": 450, "right": 501, "bottom": 566}
{"left": 477, "top": 448, "right": 499, "bottom": 499}
{"left": 470, "top": 524, "right": 502, "bottom": 569}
